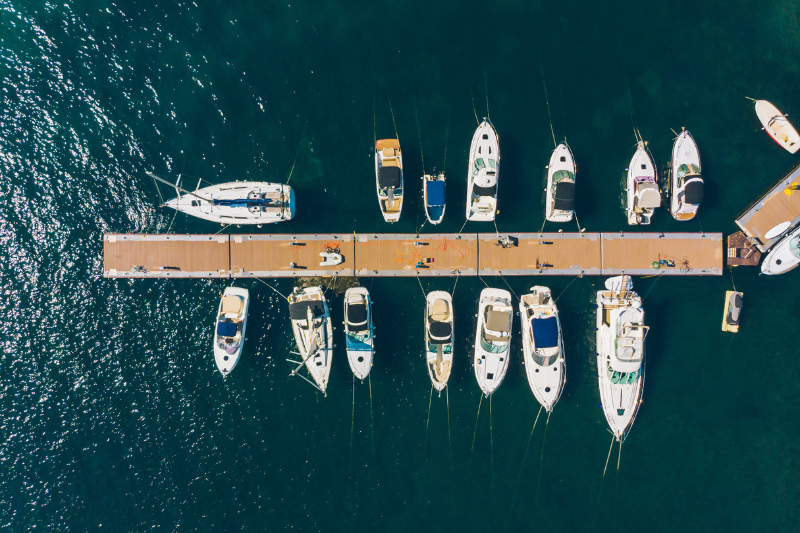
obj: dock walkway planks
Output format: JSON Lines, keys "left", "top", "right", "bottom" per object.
{"left": 736, "top": 162, "right": 800, "bottom": 251}
{"left": 103, "top": 232, "right": 723, "bottom": 278}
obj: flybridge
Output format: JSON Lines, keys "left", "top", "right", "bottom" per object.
{"left": 102, "top": 232, "right": 723, "bottom": 278}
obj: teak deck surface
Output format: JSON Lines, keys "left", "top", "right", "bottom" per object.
{"left": 230, "top": 234, "right": 354, "bottom": 278}
{"left": 354, "top": 234, "right": 477, "bottom": 276}
{"left": 736, "top": 162, "right": 800, "bottom": 251}
{"left": 479, "top": 233, "right": 601, "bottom": 275}
{"left": 103, "top": 235, "right": 229, "bottom": 278}
{"left": 602, "top": 233, "right": 723, "bottom": 275}
{"left": 103, "top": 232, "right": 723, "bottom": 278}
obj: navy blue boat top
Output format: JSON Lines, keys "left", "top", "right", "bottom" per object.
{"left": 426, "top": 181, "right": 445, "bottom": 206}
{"left": 532, "top": 316, "right": 558, "bottom": 348}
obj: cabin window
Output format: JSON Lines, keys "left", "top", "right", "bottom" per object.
{"left": 790, "top": 236, "right": 800, "bottom": 259}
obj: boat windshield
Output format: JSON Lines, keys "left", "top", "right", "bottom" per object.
{"left": 378, "top": 187, "right": 402, "bottom": 197}
{"left": 472, "top": 158, "right": 486, "bottom": 176}
{"left": 487, "top": 158, "right": 497, "bottom": 169}
{"left": 480, "top": 335, "right": 509, "bottom": 354}
{"left": 790, "top": 235, "right": 800, "bottom": 258}
{"left": 347, "top": 331, "right": 371, "bottom": 343}
{"left": 428, "top": 343, "right": 453, "bottom": 354}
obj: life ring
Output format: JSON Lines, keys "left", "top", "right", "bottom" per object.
{"left": 652, "top": 261, "right": 661, "bottom": 269}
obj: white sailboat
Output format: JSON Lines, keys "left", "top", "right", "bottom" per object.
{"left": 288, "top": 286, "right": 333, "bottom": 395}
{"left": 473, "top": 288, "right": 513, "bottom": 397}
{"left": 375, "top": 139, "right": 404, "bottom": 222}
{"left": 755, "top": 100, "right": 800, "bottom": 153}
{"left": 149, "top": 173, "right": 294, "bottom": 225}
{"left": 669, "top": 129, "right": 703, "bottom": 221}
{"left": 519, "top": 286, "right": 565, "bottom": 412}
{"left": 625, "top": 141, "right": 660, "bottom": 225}
{"left": 545, "top": 143, "right": 576, "bottom": 222}
{"left": 466, "top": 120, "right": 500, "bottom": 221}
{"left": 596, "top": 276, "right": 647, "bottom": 442}
{"left": 423, "top": 172, "right": 446, "bottom": 225}
{"left": 213, "top": 287, "right": 250, "bottom": 377}
{"left": 761, "top": 225, "right": 800, "bottom": 275}
{"left": 425, "top": 291, "right": 454, "bottom": 393}
{"left": 344, "top": 287, "right": 374, "bottom": 381}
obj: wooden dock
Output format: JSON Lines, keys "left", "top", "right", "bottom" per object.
{"left": 104, "top": 232, "right": 723, "bottom": 278}
{"left": 736, "top": 162, "right": 800, "bottom": 251}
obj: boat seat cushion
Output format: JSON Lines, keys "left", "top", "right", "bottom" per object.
{"left": 382, "top": 147, "right": 396, "bottom": 158}
{"left": 431, "top": 299, "right": 450, "bottom": 321}
{"left": 217, "top": 320, "right": 237, "bottom": 337}
{"left": 222, "top": 296, "right": 242, "bottom": 314}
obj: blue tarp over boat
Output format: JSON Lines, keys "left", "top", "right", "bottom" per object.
{"left": 426, "top": 181, "right": 445, "bottom": 206}
{"left": 532, "top": 316, "right": 558, "bottom": 348}
{"left": 217, "top": 321, "right": 237, "bottom": 337}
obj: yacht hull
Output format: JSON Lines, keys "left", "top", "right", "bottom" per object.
{"left": 473, "top": 288, "right": 512, "bottom": 397}
{"left": 520, "top": 286, "right": 565, "bottom": 412}
{"left": 545, "top": 143, "right": 576, "bottom": 223}
{"left": 425, "top": 291, "right": 454, "bottom": 392}
{"left": 626, "top": 142, "right": 659, "bottom": 225}
{"left": 669, "top": 131, "right": 702, "bottom": 221}
{"left": 344, "top": 287, "right": 374, "bottom": 381}
{"left": 756, "top": 100, "right": 800, "bottom": 153}
{"left": 466, "top": 121, "right": 500, "bottom": 221}
{"left": 761, "top": 225, "right": 800, "bottom": 275}
{"left": 165, "top": 182, "right": 294, "bottom": 225}
{"left": 213, "top": 287, "right": 250, "bottom": 376}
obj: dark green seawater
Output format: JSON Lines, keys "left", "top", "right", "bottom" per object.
{"left": 2, "top": 1, "right": 800, "bottom": 530}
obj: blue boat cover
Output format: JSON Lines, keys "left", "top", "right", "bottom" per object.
{"left": 426, "top": 181, "right": 445, "bottom": 206}
{"left": 217, "top": 321, "right": 237, "bottom": 337}
{"left": 532, "top": 316, "right": 558, "bottom": 348}
{"left": 213, "top": 198, "right": 274, "bottom": 207}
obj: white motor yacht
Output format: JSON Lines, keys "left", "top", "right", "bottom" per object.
{"left": 425, "top": 291, "right": 454, "bottom": 393}
{"left": 375, "top": 139, "right": 404, "bottom": 222}
{"left": 149, "top": 173, "right": 294, "bottom": 225}
{"left": 288, "top": 286, "right": 333, "bottom": 395}
{"left": 344, "top": 287, "right": 374, "bottom": 381}
{"left": 213, "top": 287, "right": 250, "bottom": 377}
{"left": 466, "top": 120, "right": 500, "bottom": 221}
{"left": 545, "top": 143, "right": 576, "bottom": 223}
{"left": 761, "top": 225, "right": 800, "bottom": 275}
{"left": 596, "top": 276, "right": 647, "bottom": 442}
{"left": 423, "top": 172, "right": 446, "bottom": 225}
{"left": 473, "top": 288, "right": 513, "bottom": 397}
{"left": 755, "top": 100, "right": 800, "bottom": 153}
{"left": 669, "top": 130, "right": 703, "bottom": 221}
{"left": 625, "top": 141, "right": 661, "bottom": 225}
{"left": 519, "top": 286, "right": 565, "bottom": 412}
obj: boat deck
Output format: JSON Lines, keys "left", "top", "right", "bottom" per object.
{"left": 104, "top": 232, "right": 723, "bottom": 278}
{"left": 736, "top": 162, "right": 800, "bottom": 251}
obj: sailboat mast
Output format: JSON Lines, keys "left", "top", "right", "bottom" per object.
{"left": 147, "top": 172, "right": 213, "bottom": 202}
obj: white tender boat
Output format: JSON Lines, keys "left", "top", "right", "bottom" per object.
{"left": 423, "top": 172, "right": 446, "bottom": 225}
{"left": 596, "top": 276, "right": 647, "bottom": 442}
{"left": 545, "top": 143, "right": 576, "bottom": 222}
{"left": 288, "top": 286, "right": 333, "bottom": 395}
{"left": 344, "top": 287, "right": 374, "bottom": 381}
{"left": 625, "top": 141, "right": 661, "bottom": 225}
{"left": 425, "top": 291, "right": 454, "bottom": 393}
{"left": 149, "top": 173, "right": 294, "bottom": 225}
{"left": 755, "top": 100, "right": 800, "bottom": 153}
{"left": 669, "top": 130, "right": 703, "bottom": 221}
{"left": 473, "top": 288, "right": 513, "bottom": 397}
{"left": 466, "top": 120, "right": 500, "bottom": 221}
{"left": 213, "top": 287, "right": 250, "bottom": 377}
{"left": 761, "top": 225, "right": 800, "bottom": 275}
{"left": 520, "top": 287, "right": 565, "bottom": 412}
{"left": 375, "top": 139, "right": 404, "bottom": 222}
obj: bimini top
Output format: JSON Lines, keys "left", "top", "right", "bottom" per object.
{"left": 217, "top": 321, "right": 237, "bottom": 337}
{"left": 426, "top": 181, "right": 445, "bottom": 206}
{"left": 347, "top": 303, "right": 368, "bottom": 331}
{"left": 289, "top": 300, "right": 325, "bottom": 320}
{"left": 429, "top": 321, "right": 452, "bottom": 343}
{"left": 532, "top": 316, "right": 558, "bottom": 349}
{"left": 473, "top": 183, "right": 497, "bottom": 196}
{"left": 553, "top": 179, "right": 576, "bottom": 211}
{"left": 379, "top": 166, "right": 401, "bottom": 188}
{"left": 684, "top": 180, "right": 704, "bottom": 205}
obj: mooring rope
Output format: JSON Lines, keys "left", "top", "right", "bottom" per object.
{"left": 539, "top": 56, "right": 557, "bottom": 149}
{"left": 415, "top": 101, "right": 425, "bottom": 176}
{"left": 415, "top": 272, "right": 426, "bottom": 300}
{"left": 285, "top": 121, "right": 308, "bottom": 185}
{"left": 470, "top": 89, "right": 480, "bottom": 125}
{"left": 446, "top": 386, "right": 453, "bottom": 474}
{"left": 729, "top": 266, "right": 737, "bottom": 292}
{"left": 484, "top": 71, "right": 490, "bottom": 121}
{"left": 451, "top": 270, "right": 460, "bottom": 299}
{"left": 457, "top": 218, "right": 469, "bottom": 236}
{"left": 388, "top": 95, "right": 399, "bottom": 140}
{"left": 499, "top": 272, "right": 519, "bottom": 301}
{"left": 641, "top": 272, "right": 663, "bottom": 302}
{"left": 253, "top": 277, "right": 288, "bottom": 300}
{"left": 512, "top": 405, "right": 543, "bottom": 503}
{"left": 555, "top": 275, "right": 580, "bottom": 303}
{"left": 214, "top": 224, "right": 231, "bottom": 235}
{"left": 424, "top": 385, "right": 434, "bottom": 449}
{"left": 443, "top": 105, "right": 451, "bottom": 174}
